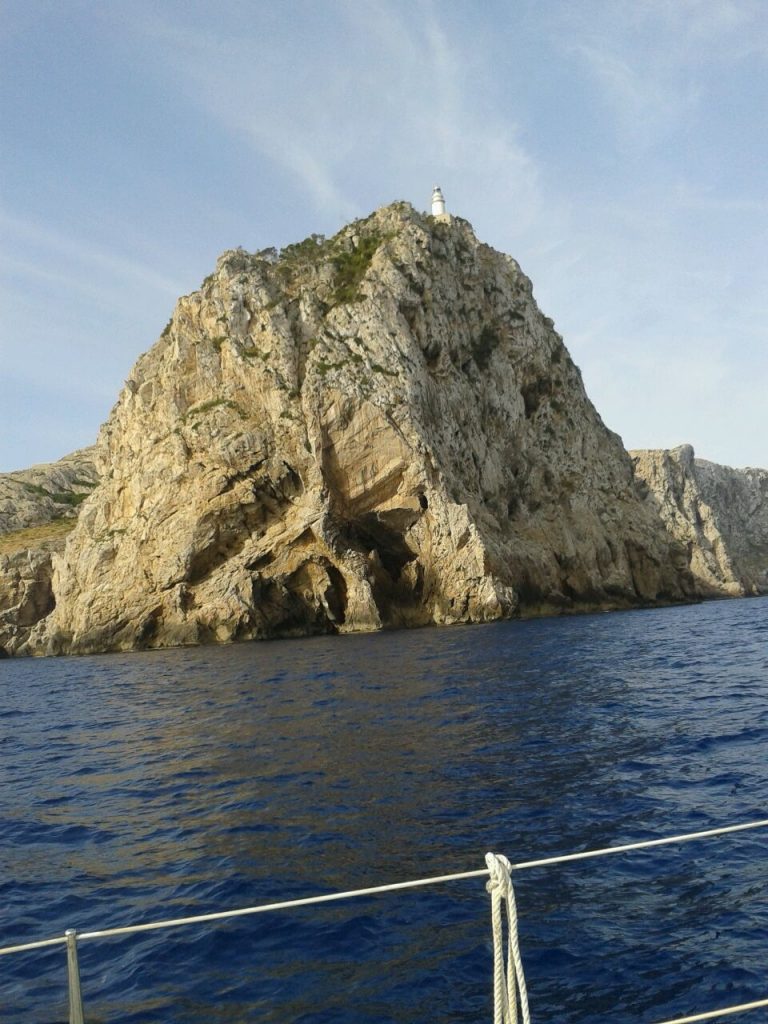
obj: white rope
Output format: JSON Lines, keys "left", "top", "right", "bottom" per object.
{"left": 486, "top": 852, "right": 530, "bottom": 1024}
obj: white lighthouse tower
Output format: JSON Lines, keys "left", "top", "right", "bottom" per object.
{"left": 431, "top": 185, "right": 446, "bottom": 216}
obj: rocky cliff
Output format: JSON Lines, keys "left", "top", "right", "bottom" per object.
{"left": 632, "top": 445, "right": 768, "bottom": 596}
{"left": 0, "top": 448, "right": 99, "bottom": 533}
{"left": 0, "top": 449, "right": 98, "bottom": 654}
{"left": 4, "top": 203, "right": 700, "bottom": 656}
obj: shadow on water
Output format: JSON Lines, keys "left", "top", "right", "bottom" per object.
{"left": 1, "top": 596, "right": 767, "bottom": 1022}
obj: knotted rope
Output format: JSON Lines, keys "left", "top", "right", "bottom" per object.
{"left": 486, "top": 852, "right": 531, "bottom": 1024}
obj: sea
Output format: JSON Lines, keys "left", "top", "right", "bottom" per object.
{"left": 1, "top": 597, "right": 767, "bottom": 1024}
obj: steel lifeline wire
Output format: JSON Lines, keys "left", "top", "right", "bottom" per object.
{"left": 2, "top": 818, "right": 768, "bottom": 1023}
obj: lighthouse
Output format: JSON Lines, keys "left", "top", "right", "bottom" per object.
{"left": 431, "top": 186, "right": 446, "bottom": 216}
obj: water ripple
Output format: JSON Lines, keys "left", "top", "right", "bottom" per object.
{"left": 1, "top": 597, "right": 767, "bottom": 1022}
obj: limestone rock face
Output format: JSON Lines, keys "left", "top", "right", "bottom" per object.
{"left": 0, "top": 548, "right": 58, "bottom": 654}
{"left": 16, "top": 203, "right": 698, "bottom": 655}
{"left": 0, "top": 448, "right": 99, "bottom": 533}
{"left": 0, "top": 449, "right": 100, "bottom": 654}
{"left": 632, "top": 445, "right": 768, "bottom": 595}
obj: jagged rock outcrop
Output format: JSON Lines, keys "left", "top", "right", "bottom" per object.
{"left": 0, "top": 548, "right": 58, "bottom": 655}
{"left": 8, "top": 203, "right": 700, "bottom": 656}
{"left": 0, "top": 449, "right": 100, "bottom": 654}
{"left": 632, "top": 445, "right": 768, "bottom": 595}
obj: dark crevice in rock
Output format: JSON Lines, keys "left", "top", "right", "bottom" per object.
{"left": 521, "top": 376, "right": 553, "bottom": 418}
{"left": 136, "top": 606, "right": 163, "bottom": 648}
{"left": 245, "top": 551, "right": 275, "bottom": 571}
{"left": 340, "top": 511, "right": 424, "bottom": 626}
{"left": 346, "top": 512, "right": 417, "bottom": 580}
{"left": 217, "top": 460, "right": 266, "bottom": 495}
{"left": 187, "top": 527, "right": 248, "bottom": 586}
{"left": 249, "top": 558, "right": 345, "bottom": 637}
{"left": 323, "top": 564, "right": 348, "bottom": 625}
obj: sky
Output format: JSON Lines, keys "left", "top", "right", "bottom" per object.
{"left": 1, "top": 0, "right": 767, "bottom": 473}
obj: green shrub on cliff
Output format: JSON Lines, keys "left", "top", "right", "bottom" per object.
{"left": 331, "top": 234, "right": 383, "bottom": 305}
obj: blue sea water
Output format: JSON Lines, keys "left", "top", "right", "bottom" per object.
{"left": 1, "top": 597, "right": 767, "bottom": 1023}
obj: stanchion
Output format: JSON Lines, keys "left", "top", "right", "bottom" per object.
{"left": 65, "top": 929, "right": 85, "bottom": 1024}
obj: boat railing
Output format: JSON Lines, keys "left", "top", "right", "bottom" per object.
{"left": 2, "top": 819, "right": 768, "bottom": 1024}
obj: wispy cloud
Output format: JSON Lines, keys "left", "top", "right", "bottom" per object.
{"left": 553, "top": 0, "right": 768, "bottom": 154}
{"left": 568, "top": 43, "right": 699, "bottom": 149}
{"left": 0, "top": 209, "right": 187, "bottom": 298}
{"left": 3, "top": 0, "right": 766, "bottom": 470}
{"left": 116, "top": 6, "right": 363, "bottom": 222}
{"left": 118, "top": 1, "right": 547, "bottom": 236}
